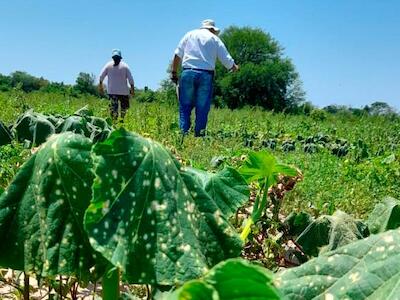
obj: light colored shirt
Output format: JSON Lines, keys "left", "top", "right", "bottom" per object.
{"left": 174, "top": 29, "right": 235, "bottom": 71}
{"left": 99, "top": 61, "right": 134, "bottom": 95}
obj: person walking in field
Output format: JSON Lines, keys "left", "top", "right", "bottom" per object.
{"left": 171, "top": 19, "right": 239, "bottom": 137}
{"left": 99, "top": 49, "right": 135, "bottom": 122}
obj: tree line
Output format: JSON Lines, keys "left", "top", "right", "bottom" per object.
{"left": 0, "top": 26, "right": 396, "bottom": 115}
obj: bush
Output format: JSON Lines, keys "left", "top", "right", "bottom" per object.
{"left": 214, "top": 26, "right": 305, "bottom": 111}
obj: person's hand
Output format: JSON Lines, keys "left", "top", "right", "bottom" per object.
{"left": 98, "top": 84, "right": 104, "bottom": 95}
{"left": 171, "top": 71, "right": 178, "bottom": 84}
{"left": 230, "top": 64, "right": 239, "bottom": 72}
{"left": 130, "top": 87, "right": 135, "bottom": 97}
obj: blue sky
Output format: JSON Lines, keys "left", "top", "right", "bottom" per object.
{"left": 0, "top": 0, "right": 399, "bottom": 109}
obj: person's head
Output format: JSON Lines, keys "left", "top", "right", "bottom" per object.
{"left": 111, "top": 49, "right": 122, "bottom": 65}
{"left": 200, "top": 19, "right": 220, "bottom": 35}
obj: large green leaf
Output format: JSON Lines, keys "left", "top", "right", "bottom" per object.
{"left": 167, "top": 258, "right": 282, "bottom": 300}
{"left": 239, "top": 151, "right": 297, "bottom": 185}
{"left": 366, "top": 197, "right": 400, "bottom": 234}
{"left": 276, "top": 228, "right": 400, "bottom": 299}
{"left": 296, "top": 210, "right": 367, "bottom": 257}
{"left": 0, "top": 120, "right": 13, "bottom": 146}
{"left": 185, "top": 167, "right": 250, "bottom": 217}
{"left": 0, "top": 133, "right": 96, "bottom": 279}
{"left": 12, "top": 110, "right": 55, "bottom": 146}
{"left": 84, "top": 129, "right": 243, "bottom": 285}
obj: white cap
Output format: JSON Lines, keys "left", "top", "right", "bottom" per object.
{"left": 200, "top": 19, "right": 220, "bottom": 34}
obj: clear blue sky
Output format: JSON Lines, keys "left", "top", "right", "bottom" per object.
{"left": 0, "top": 0, "right": 399, "bottom": 109}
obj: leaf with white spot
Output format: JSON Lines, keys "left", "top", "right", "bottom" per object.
{"left": 0, "top": 133, "right": 96, "bottom": 280}
{"left": 84, "top": 129, "right": 243, "bottom": 285}
{"left": 366, "top": 197, "right": 400, "bottom": 234}
{"left": 185, "top": 167, "right": 250, "bottom": 217}
{"left": 296, "top": 210, "right": 368, "bottom": 256}
{"left": 276, "top": 228, "right": 400, "bottom": 299}
{"left": 167, "top": 258, "right": 282, "bottom": 300}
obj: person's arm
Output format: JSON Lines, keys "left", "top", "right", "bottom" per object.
{"left": 99, "top": 64, "right": 108, "bottom": 94}
{"left": 171, "top": 54, "right": 181, "bottom": 84}
{"left": 171, "top": 33, "right": 187, "bottom": 83}
{"left": 126, "top": 67, "right": 135, "bottom": 96}
{"left": 216, "top": 39, "right": 239, "bottom": 72}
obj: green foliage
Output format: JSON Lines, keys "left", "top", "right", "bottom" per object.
{"left": 366, "top": 197, "right": 400, "bottom": 234}
{"left": 73, "top": 72, "right": 98, "bottom": 96}
{"left": 168, "top": 259, "right": 282, "bottom": 300}
{"left": 0, "top": 133, "right": 96, "bottom": 279}
{"left": 0, "top": 73, "right": 12, "bottom": 91}
{"left": 284, "top": 211, "right": 313, "bottom": 237}
{"left": 368, "top": 101, "right": 396, "bottom": 116}
{"left": 12, "top": 109, "right": 56, "bottom": 146}
{"left": 0, "top": 120, "right": 13, "bottom": 145}
{"left": 135, "top": 88, "right": 157, "bottom": 103}
{"left": 310, "top": 109, "right": 327, "bottom": 121}
{"left": 9, "top": 71, "right": 49, "bottom": 92}
{"left": 239, "top": 151, "right": 297, "bottom": 240}
{"left": 84, "top": 129, "right": 244, "bottom": 285}
{"left": 5, "top": 108, "right": 112, "bottom": 147}
{"left": 215, "top": 26, "right": 304, "bottom": 111}
{"left": 186, "top": 167, "right": 250, "bottom": 217}
{"left": 296, "top": 210, "right": 368, "bottom": 257}
{"left": 277, "top": 228, "right": 400, "bottom": 299}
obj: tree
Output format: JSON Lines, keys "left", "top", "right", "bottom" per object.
{"left": 0, "top": 74, "right": 11, "bottom": 91}
{"left": 73, "top": 72, "right": 98, "bottom": 96}
{"left": 9, "top": 71, "right": 48, "bottom": 92}
{"left": 368, "top": 101, "right": 395, "bottom": 116}
{"left": 214, "top": 26, "right": 304, "bottom": 111}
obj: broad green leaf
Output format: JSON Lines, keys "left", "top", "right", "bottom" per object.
{"left": 0, "top": 133, "right": 96, "bottom": 279}
{"left": 0, "top": 120, "right": 13, "bottom": 146}
{"left": 276, "top": 228, "right": 400, "bottom": 300}
{"left": 296, "top": 210, "right": 367, "bottom": 256}
{"left": 12, "top": 110, "right": 55, "bottom": 146}
{"left": 84, "top": 129, "right": 243, "bottom": 285}
{"left": 185, "top": 167, "right": 250, "bottom": 217}
{"left": 168, "top": 259, "right": 282, "bottom": 300}
{"left": 366, "top": 197, "right": 400, "bottom": 234}
{"left": 166, "top": 281, "right": 218, "bottom": 300}
{"left": 239, "top": 151, "right": 297, "bottom": 186}
{"left": 284, "top": 211, "right": 314, "bottom": 237}
{"left": 73, "top": 105, "right": 93, "bottom": 117}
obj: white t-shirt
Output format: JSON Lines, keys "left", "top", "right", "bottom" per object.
{"left": 99, "top": 61, "right": 134, "bottom": 95}
{"left": 174, "top": 29, "right": 235, "bottom": 71}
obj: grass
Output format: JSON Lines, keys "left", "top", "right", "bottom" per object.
{"left": 0, "top": 90, "right": 399, "bottom": 218}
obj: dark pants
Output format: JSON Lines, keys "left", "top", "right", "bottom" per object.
{"left": 108, "top": 94, "right": 130, "bottom": 121}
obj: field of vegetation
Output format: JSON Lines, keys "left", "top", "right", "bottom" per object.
{"left": 0, "top": 90, "right": 400, "bottom": 299}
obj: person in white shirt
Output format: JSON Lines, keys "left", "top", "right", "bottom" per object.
{"left": 99, "top": 49, "right": 135, "bottom": 122}
{"left": 171, "top": 19, "right": 239, "bottom": 137}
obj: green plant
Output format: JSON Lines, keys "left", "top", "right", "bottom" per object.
{"left": 238, "top": 151, "right": 297, "bottom": 241}
{"left": 296, "top": 210, "right": 368, "bottom": 257}
{"left": 276, "top": 228, "right": 400, "bottom": 299}
{"left": 366, "top": 197, "right": 400, "bottom": 234}
{"left": 167, "top": 258, "right": 282, "bottom": 300}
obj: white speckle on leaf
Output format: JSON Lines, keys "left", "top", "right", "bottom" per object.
{"left": 384, "top": 235, "right": 394, "bottom": 243}
{"left": 349, "top": 272, "right": 360, "bottom": 283}
{"left": 154, "top": 177, "right": 161, "bottom": 189}
{"left": 325, "top": 294, "right": 334, "bottom": 300}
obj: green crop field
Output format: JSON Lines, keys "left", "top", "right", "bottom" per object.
{"left": 0, "top": 90, "right": 400, "bottom": 299}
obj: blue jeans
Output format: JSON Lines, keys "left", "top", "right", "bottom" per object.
{"left": 179, "top": 69, "right": 214, "bottom": 136}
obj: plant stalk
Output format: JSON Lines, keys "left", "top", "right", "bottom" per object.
{"left": 102, "top": 267, "right": 120, "bottom": 300}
